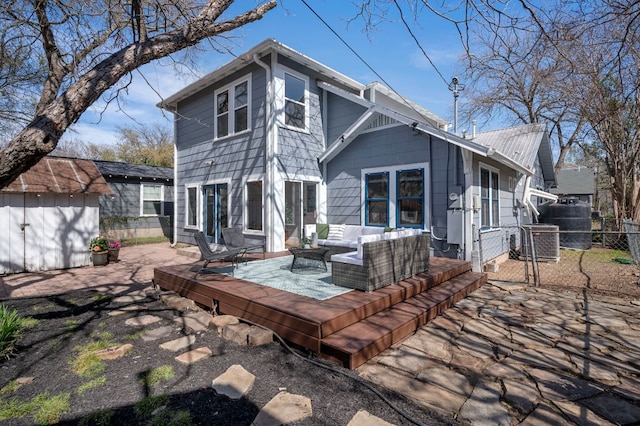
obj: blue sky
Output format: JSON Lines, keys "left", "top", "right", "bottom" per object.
{"left": 65, "top": 1, "right": 471, "bottom": 146}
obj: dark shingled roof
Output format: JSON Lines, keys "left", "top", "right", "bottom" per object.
{"left": 93, "top": 160, "right": 173, "bottom": 181}
{"left": 2, "top": 157, "right": 113, "bottom": 195}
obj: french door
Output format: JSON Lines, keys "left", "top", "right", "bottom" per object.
{"left": 203, "top": 183, "right": 228, "bottom": 244}
{"left": 284, "top": 181, "right": 317, "bottom": 246}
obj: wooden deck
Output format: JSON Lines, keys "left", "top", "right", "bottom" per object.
{"left": 153, "top": 255, "right": 486, "bottom": 369}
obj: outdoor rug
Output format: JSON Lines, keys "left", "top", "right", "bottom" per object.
{"left": 211, "top": 256, "right": 352, "bottom": 301}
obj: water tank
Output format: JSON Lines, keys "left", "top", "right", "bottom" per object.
{"left": 540, "top": 198, "right": 592, "bottom": 250}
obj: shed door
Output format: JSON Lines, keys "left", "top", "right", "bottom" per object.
{"left": 0, "top": 193, "right": 26, "bottom": 274}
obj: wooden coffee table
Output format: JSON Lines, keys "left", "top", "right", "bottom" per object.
{"left": 288, "top": 247, "right": 330, "bottom": 272}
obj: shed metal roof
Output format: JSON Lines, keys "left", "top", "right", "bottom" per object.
{"left": 2, "top": 157, "right": 113, "bottom": 195}
{"left": 473, "top": 123, "right": 556, "bottom": 181}
{"left": 93, "top": 160, "right": 173, "bottom": 181}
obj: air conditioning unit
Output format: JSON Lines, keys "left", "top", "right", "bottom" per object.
{"left": 521, "top": 224, "right": 560, "bottom": 262}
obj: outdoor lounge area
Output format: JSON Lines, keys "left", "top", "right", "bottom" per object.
{"left": 153, "top": 250, "right": 486, "bottom": 369}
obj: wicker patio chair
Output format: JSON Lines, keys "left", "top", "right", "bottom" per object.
{"left": 221, "top": 227, "right": 266, "bottom": 264}
{"left": 193, "top": 231, "right": 244, "bottom": 278}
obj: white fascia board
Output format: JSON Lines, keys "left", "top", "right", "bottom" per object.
{"left": 375, "top": 106, "right": 490, "bottom": 157}
{"left": 159, "top": 39, "right": 365, "bottom": 111}
{"left": 487, "top": 150, "right": 532, "bottom": 176}
{"left": 317, "top": 80, "right": 372, "bottom": 108}
{"left": 318, "top": 107, "right": 378, "bottom": 163}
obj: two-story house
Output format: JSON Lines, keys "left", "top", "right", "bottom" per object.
{"left": 159, "top": 39, "right": 555, "bottom": 267}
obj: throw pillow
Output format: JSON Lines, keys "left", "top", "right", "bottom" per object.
{"left": 327, "top": 224, "right": 345, "bottom": 240}
{"left": 316, "top": 223, "right": 329, "bottom": 239}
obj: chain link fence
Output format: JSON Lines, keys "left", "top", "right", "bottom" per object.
{"left": 480, "top": 224, "right": 640, "bottom": 297}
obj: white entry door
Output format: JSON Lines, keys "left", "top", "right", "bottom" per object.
{"left": 0, "top": 193, "right": 26, "bottom": 274}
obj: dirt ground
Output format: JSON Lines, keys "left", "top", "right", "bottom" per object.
{"left": 0, "top": 288, "right": 456, "bottom": 426}
{"left": 486, "top": 246, "right": 640, "bottom": 297}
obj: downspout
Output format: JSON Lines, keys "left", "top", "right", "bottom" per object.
{"left": 461, "top": 149, "right": 478, "bottom": 271}
{"left": 253, "top": 53, "right": 274, "bottom": 252}
{"left": 171, "top": 115, "right": 178, "bottom": 247}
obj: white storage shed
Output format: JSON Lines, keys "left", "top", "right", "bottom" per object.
{"left": 0, "top": 157, "right": 113, "bottom": 274}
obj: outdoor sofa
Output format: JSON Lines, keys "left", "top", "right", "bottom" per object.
{"left": 330, "top": 229, "right": 431, "bottom": 292}
{"left": 303, "top": 223, "right": 386, "bottom": 260}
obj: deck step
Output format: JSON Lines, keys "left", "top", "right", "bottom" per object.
{"left": 320, "top": 271, "right": 487, "bottom": 369}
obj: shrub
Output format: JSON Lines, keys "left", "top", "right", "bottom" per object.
{"left": 0, "top": 304, "right": 37, "bottom": 358}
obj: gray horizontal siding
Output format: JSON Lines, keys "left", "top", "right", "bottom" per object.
{"left": 174, "top": 66, "right": 267, "bottom": 244}
{"left": 326, "top": 92, "right": 367, "bottom": 145}
{"left": 326, "top": 125, "right": 431, "bottom": 225}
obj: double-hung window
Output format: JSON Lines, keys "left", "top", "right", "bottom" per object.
{"left": 480, "top": 166, "right": 500, "bottom": 228}
{"left": 186, "top": 186, "right": 198, "bottom": 228}
{"left": 246, "top": 180, "right": 263, "bottom": 231}
{"left": 396, "top": 169, "right": 424, "bottom": 228}
{"left": 141, "top": 184, "right": 163, "bottom": 216}
{"left": 365, "top": 172, "right": 389, "bottom": 226}
{"left": 215, "top": 78, "right": 249, "bottom": 139}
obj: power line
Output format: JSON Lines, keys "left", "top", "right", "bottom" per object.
{"left": 299, "top": 0, "right": 451, "bottom": 126}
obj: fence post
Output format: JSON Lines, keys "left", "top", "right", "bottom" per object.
{"left": 527, "top": 227, "right": 540, "bottom": 287}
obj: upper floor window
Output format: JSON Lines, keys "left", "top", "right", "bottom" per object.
{"left": 276, "top": 67, "right": 309, "bottom": 131}
{"left": 141, "top": 183, "right": 163, "bottom": 216}
{"left": 215, "top": 77, "right": 250, "bottom": 139}
{"left": 480, "top": 166, "right": 499, "bottom": 228}
{"left": 284, "top": 73, "right": 306, "bottom": 129}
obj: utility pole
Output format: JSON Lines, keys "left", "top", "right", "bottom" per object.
{"left": 448, "top": 77, "right": 465, "bottom": 134}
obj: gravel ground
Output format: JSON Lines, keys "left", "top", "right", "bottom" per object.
{"left": 0, "top": 288, "right": 459, "bottom": 426}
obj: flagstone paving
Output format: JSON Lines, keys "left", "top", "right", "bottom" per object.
{"left": 360, "top": 280, "right": 640, "bottom": 425}
{"left": 3, "top": 243, "right": 640, "bottom": 425}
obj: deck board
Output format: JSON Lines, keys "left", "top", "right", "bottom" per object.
{"left": 153, "top": 256, "right": 485, "bottom": 368}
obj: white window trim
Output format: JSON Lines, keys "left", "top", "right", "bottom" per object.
{"left": 213, "top": 74, "right": 252, "bottom": 141}
{"left": 185, "top": 184, "right": 200, "bottom": 230}
{"left": 202, "top": 178, "right": 233, "bottom": 233}
{"left": 360, "top": 162, "right": 428, "bottom": 229}
{"left": 479, "top": 162, "right": 500, "bottom": 228}
{"left": 275, "top": 65, "right": 310, "bottom": 132}
{"left": 140, "top": 183, "right": 164, "bottom": 217}
{"left": 243, "top": 174, "right": 265, "bottom": 236}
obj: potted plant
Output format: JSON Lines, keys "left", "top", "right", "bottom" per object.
{"left": 300, "top": 236, "right": 312, "bottom": 249}
{"left": 89, "top": 237, "right": 109, "bottom": 266}
{"left": 108, "top": 240, "right": 121, "bottom": 262}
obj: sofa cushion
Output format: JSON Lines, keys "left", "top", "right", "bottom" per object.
{"left": 327, "top": 224, "right": 346, "bottom": 240}
{"left": 357, "top": 234, "right": 384, "bottom": 259}
{"left": 361, "top": 226, "right": 385, "bottom": 236}
{"left": 342, "top": 225, "right": 364, "bottom": 241}
{"left": 318, "top": 238, "right": 356, "bottom": 248}
{"left": 331, "top": 251, "right": 362, "bottom": 266}
{"left": 384, "top": 231, "right": 401, "bottom": 240}
{"left": 316, "top": 223, "right": 329, "bottom": 239}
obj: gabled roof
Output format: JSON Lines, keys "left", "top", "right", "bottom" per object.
{"left": 94, "top": 160, "right": 173, "bottom": 181}
{"left": 473, "top": 123, "right": 556, "bottom": 180}
{"left": 158, "top": 38, "right": 366, "bottom": 111}
{"left": 550, "top": 166, "right": 594, "bottom": 196}
{"left": 2, "top": 157, "right": 113, "bottom": 195}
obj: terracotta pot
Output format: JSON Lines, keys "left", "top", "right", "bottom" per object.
{"left": 92, "top": 251, "right": 109, "bottom": 266}
{"left": 108, "top": 248, "right": 120, "bottom": 262}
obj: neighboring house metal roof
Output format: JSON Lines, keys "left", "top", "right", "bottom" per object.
{"left": 472, "top": 123, "right": 556, "bottom": 181}
{"left": 158, "top": 38, "right": 367, "bottom": 111}
{"left": 94, "top": 160, "right": 173, "bottom": 181}
{"left": 2, "top": 157, "right": 113, "bottom": 195}
{"left": 550, "top": 166, "right": 595, "bottom": 196}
